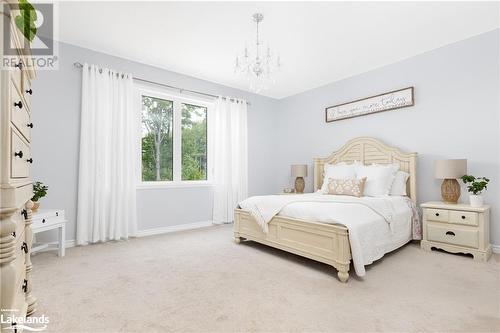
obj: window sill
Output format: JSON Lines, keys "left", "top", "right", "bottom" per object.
{"left": 136, "top": 182, "right": 213, "bottom": 190}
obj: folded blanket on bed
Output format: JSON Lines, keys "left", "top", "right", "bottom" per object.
{"left": 239, "top": 193, "right": 395, "bottom": 233}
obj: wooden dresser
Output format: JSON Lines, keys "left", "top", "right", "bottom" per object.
{"left": 0, "top": 2, "right": 37, "bottom": 330}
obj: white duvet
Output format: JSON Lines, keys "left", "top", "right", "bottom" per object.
{"left": 238, "top": 193, "right": 417, "bottom": 277}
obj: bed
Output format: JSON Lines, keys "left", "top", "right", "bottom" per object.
{"left": 233, "top": 137, "right": 418, "bottom": 282}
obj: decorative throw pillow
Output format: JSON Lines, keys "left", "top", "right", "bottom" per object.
{"left": 356, "top": 163, "right": 399, "bottom": 197}
{"left": 320, "top": 162, "right": 360, "bottom": 193}
{"left": 390, "top": 171, "right": 410, "bottom": 196}
{"left": 327, "top": 177, "right": 367, "bottom": 197}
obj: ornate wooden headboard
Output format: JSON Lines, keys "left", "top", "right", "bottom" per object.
{"left": 313, "top": 137, "right": 417, "bottom": 202}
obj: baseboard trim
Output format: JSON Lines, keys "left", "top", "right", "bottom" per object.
{"left": 136, "top": 220, "right": 214, "bottom": 237}
{"left": 492, "top": 244, "right": 500, "bottom": 254}
{"left": 33, "top": 221, "right": 215, "bottom": 253}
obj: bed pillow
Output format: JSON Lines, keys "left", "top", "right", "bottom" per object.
{"left": 320, "top": 162, "right": 358, "bottom": 193}
{"left": 390, "top": 171, "right": 410, "bottom": 196}
{"left": 356, "top": 163, "right": 399, "bottom": 197}
{"left": 327, "top": 178, "right": 367, "bottom": 197}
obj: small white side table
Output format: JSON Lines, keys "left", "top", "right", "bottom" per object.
{"left": 31, "top": 209, "right": 67, "bottom": 257}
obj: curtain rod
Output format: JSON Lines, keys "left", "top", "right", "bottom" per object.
{"left": 73, "top": 62, "right": 250, "bottom": 106}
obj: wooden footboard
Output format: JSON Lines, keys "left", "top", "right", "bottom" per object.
{"left": 234, "top": 209, "right": 352, "bottom": 282}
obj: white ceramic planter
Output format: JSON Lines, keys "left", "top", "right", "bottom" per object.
{"left": 469, "top": 194, "right": 484, "bottom": 207}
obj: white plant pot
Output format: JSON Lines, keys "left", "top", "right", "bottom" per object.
{"left": 469, "top": 194, "right": 484, "bottom": 207}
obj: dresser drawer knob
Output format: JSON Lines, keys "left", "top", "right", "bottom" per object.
{"left": 435, "top": 213, "right": 439, "bottom": 217}
{"left": 27, "top": 123, "right": 33, "bottom": 128}
{"left": 14, "top": 150, "right": 23, "bottom": 158}
{"left": 445, "top": 231, "right": 455, "bottom": 236}
{"left": 22, "top": 279, "right": 28, "bottom": 293}
{"left": 26, "top": 88, "right": 33, "bottom": 95}
{"left": 461, "top": 215, "right": 466, "bottom": 219}
{"left": 27, "top": 158, "right": 33, "bottom": 163}
{"left": 21, "top": 242, "right": 28, "bottom": 253}
{"left": 42, "top": 218, "right": 46, "bottom": 223}
{"left": 14, "top": 100, "right": 23, "bottom": 109}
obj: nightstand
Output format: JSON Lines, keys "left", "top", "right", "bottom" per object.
{"left": 421, "top": 201, "right": 491, "bottom": 261}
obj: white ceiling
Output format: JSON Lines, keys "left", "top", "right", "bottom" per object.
{"left": 58, "top": 1, "right": 500, "bottom": 99}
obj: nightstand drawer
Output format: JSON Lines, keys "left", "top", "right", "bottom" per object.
{"left": 427, "top": 224, "right": 478, "bottom": 249}
{"left": 425, "top": 208, "right": 449, "bottom": 222}
{"left": 449, "top": 211, "right": 478, "bottom": 226}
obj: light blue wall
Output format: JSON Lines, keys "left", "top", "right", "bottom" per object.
{"left": 275, "top": 29, "right": 500, "bottom": 244}
{"left": 31, "top": 42, "right": 280, "bottom": 241}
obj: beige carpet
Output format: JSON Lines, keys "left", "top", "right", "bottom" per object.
{"left": 32, "top": 225, "right": 500, "bottom": 333}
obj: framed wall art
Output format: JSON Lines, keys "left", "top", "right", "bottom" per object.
{"left": 325, "top": 87, "right": 414, "bottom": 122}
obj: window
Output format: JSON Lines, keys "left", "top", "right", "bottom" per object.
{"left": 181, "top": 103, "right": 207, "bottom": 181}
{"left": 137, "top": 85, "right": 212, "bottom": 186}
{"left": 141, "top": 95, "right": 174, "bottom": 181}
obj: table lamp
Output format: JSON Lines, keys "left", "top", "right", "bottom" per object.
{"left": 434, "top": 159, "right": 467, "bottom": 203}
{"left": 291, "top": 164, "right": 307, "bottom": 193}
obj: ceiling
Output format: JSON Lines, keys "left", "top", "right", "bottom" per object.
{"left": 58, "top": 1, "right": 500, "bottom": 99}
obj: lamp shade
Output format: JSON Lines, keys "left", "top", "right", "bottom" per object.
{"left": 291, "top": 164, "right": 307, "bottom": 178}
{"left": 434, "top": 159, "right": 467, "bottom": 179}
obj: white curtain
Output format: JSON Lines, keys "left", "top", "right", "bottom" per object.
{"left": 212, "top": 97, "right": 248, "bottom": 224}
{"left": 76, "top": 63, "right": 138, "bottom": 245}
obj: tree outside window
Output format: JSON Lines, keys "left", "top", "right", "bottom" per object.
{"left": 140, "top": 93, "right": 209, "bottom": 183}
{"left": 141, "top": 95, "right": 173, "bottom": 181}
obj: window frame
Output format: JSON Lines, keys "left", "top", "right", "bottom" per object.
{"left": 135, "top": 83, "right": 213, "bottom": 189}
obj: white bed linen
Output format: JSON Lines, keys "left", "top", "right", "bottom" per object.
{"left": 279, "top": 194, "right": 413, "bottom": 276}
{"left": 239, "top": 193, "right": 414, "bottom": 277}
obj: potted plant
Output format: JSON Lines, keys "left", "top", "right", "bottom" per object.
{"left": 460, "top": 175, "right": 489, "bottom": 207}
{"left": 32, "top": 181, "right": 48, "bottom": 212}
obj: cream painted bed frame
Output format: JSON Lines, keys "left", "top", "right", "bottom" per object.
{"left": 234, "top": 137, "right": 417, "bottom": 282}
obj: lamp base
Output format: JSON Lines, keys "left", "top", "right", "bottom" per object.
{"left": 295, "top": 177, "right": 305, "bottom": 194}
{"left": 441, "top": 178, "right": 461, "bottom": 204}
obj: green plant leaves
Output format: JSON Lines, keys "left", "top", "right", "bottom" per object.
{"left": 461, "top": 174, "right": 489, "bottom": 195}
{"left": 32, "top": 181, "right": 48, "bottom": 202}
{"left": 15, "top": 0, "right": 37, "bottom": 42}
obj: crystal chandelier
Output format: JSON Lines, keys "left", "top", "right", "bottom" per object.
{"left": 234, "top": 13, "right": 281, "bottom": 93}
